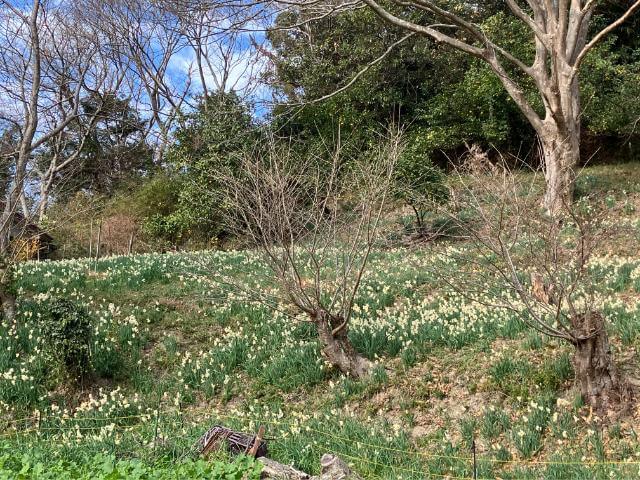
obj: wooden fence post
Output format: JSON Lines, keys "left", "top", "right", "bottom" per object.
{"left": 127, "top": 232, "right": 135, "bottom": 255}
{"left": 472, "top": 437, "right": 478, "bottom": 480}
{"left": 95, "top": 220, "right": 102, "bottom": 261}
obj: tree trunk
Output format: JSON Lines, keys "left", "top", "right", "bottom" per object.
{"left": 540, "top": 121, "right": 580, "bottom": 215}
{"left": 571, "top": 311, "right": 624, "bottom": 412}
{"left": 411, "top": 204, "right": 423, "bottom": 231}
{"left": 127, "top": 232, "right": 135, "bottom": 255}
{"left": 95, "top": 220, "right": 102, "bottom": 260}
{"left": 0, "top": 290, "right": 16, "bottom": 322}
{"left": 315, "top": 311, "right": 371, "bottom": 378}
{"left": 38, "top": 182, "right": 50, "bottom": 223}
{"left": 0, "top": 257, "right": 16, "bottom": 322}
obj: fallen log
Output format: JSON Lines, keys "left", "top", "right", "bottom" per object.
{"left": 259, "top": 453, "right": 363, "bottom": 480}
{"left": 258, "top": 457, "right": 311, "bottom": 479}
{"left": 317, "top": 454, "right": 363, "bottom": 480}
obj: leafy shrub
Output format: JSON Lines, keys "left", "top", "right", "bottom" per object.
{"left": 40, "top": 299, "right": 93, "bottom": 382}
{"left": 143, "top": 212, "right": 189, "bottom": 248}
{"left": 394, "top": 133, "right": 449, "bottom": 230}
{"left": 0, "top": 452, "right": 262, "bottom": 479}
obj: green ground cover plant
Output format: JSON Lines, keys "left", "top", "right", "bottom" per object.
{"left": 1, "top": 166, "right": 640, "bottom": 478}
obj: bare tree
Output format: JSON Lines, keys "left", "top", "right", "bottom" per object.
{"left": 218, "top": 132, "right": 399, "bottom": 378}
{"left": 169, "top": 2, "right": 266, "bottom": 101}
{"left": 82, "top": 0, "right": 193, "bottom": 164}
{"left": 337, "top": 0, "right": 640, "bottom": 214}
{"left": 441, "top": 164, "right": 629, "bottom": 413}
{"left": 84, "top": 0, "right": 266, "bottom": 164}
{"left": 0, "top": 0, "right": 117, "bottom": 320}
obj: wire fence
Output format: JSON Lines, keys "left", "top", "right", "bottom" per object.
{"left": 1, "top": 408, "right": 638, "bottom": 480}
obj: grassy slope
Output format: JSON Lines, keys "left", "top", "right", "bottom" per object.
{"left": 1, "top": 163, "right": 640, "bottom": 479}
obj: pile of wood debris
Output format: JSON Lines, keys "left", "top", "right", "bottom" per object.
{"left": 197, "top": 424, "right": 362, "bottom": 479}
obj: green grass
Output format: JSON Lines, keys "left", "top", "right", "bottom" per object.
{"left": 2, "top": 244, "right": 640, "bottom": 478}
{"left": 2, "top": 165, "right": 640, "bottom": 478}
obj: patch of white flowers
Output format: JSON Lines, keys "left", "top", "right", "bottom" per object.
{"left": 1, "top": 248, "right": 639, "bottom": 455}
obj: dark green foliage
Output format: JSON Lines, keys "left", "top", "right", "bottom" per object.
{"left": 143, "top": 211, "right": 189, "bottom": 249}
{"left": 415, "top": 14, "right": 536, "bottom": 159}
{"left": 45, "top": 93, "right": 153, "bottom": 197}
{"left": 267, "top": 6, "right": 640, "bottom": 170}
{"left": 580, "top": 10, "right": 640, "bottom": 143}
{"left": 394, "top": 133, "right": 449, "bottom": 229}
{"left": 145, "top": 92, "right": 256, "bottom": 246}
{"left": 40, "top": 299, "right": 93, "bottom": 381}
{"left": 267, "top": 6, "right": 474, "bottom": 165}
{"left": 267, "top": 5, "right": 523, "bottom": 160}
{"left": 136, "top": 174, "right": 185, "bottom": 246}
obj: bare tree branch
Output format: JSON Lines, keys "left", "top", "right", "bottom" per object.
{"left": 572, "top": 0, "right": 640, "bottom": 74}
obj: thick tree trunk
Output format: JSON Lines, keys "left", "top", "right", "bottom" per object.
{"left": 315, "top": 311, "right": 371, "bottom": 378}
{"left": 540, "top": 121, "right": 580, "bottom": 215}
{"left": 571, "top": 312, "right": 624, "bottom": 412}
{"left": 0, "top": 257, "right": 15, "bottom": 322}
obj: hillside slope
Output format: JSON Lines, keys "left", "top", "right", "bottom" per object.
{"left": 1, "top": 164, "right": 640, "bottom": 479}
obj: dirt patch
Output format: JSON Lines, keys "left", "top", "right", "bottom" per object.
{"left": 344, "top": 348, "right": 497, "bottom": 442}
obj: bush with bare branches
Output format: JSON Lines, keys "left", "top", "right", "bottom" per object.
{"left": 217, "top": 133, "right": 400, "bottom": 378}
{"left": 440, "top": 164, "right": 631, "bottom": 414}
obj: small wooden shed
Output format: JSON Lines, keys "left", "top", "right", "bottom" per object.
{"left": 2, "top": 207, "right": 56, "bottom": 260}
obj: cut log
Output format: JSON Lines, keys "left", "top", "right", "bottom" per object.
{"left": 258, "top": 457, "right": 310, "bottom": 479}
{"left": 258, "top": 454, "right": 362, "bottom": 480}
{"left": 317, "top": 454, "right": 363, "bottom": 480}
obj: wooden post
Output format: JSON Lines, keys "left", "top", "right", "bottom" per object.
{"left": 95, "top": 220, "right": 102, "bottom": 261}
{"left": 472, "top": 438, "right": 477, "bottom": 480}
{"left": 248, "top": 426, "right": 265, "bottom": 457}
{"left": 89, "top": 220, "right": 93, "bottom": 258}
{"left": 127, "top": 232, "right": 135, "bottom": 255}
